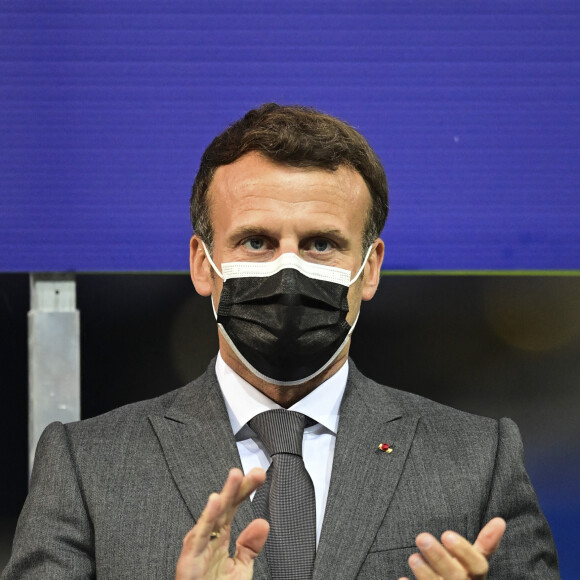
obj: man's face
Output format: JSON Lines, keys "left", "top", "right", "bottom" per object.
{"left": 190, "top": 151, "right": 383, "bottom": 399}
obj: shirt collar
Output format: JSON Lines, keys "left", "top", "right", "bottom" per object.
{"left": 216, "top": 352, "right": 348, "bottom": 438}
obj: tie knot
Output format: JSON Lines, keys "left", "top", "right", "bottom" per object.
{"left": 249, "top": 409, "right": 308, "bottom": 457}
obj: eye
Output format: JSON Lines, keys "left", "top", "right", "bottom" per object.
{"left": 311, "top": 239, "right": 332, "bottom": 253}
{"left": 243, "top": 237, "right": 265, "bottom": 251}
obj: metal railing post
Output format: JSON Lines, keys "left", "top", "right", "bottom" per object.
{"left": 28, "top": 274, "right": 80, "bottom": 475}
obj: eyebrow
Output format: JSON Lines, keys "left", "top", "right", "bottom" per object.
{"left": 311, "top": 229, "right": 350, "bottom": 246}
{"left": 227, "top": 226, "right": 351, "bottom": 247}
{"left": 227, "top": 226, "right": 273, "bottom": 242}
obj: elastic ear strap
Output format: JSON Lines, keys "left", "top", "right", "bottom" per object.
{"left": 347, "top": 312, "right": 360, "bottom": 337}
{"left": 349, "top": 244, "right": 375, "bottom": 286}
{"left": 209, "top": 294, "right": 218, "bottom": 320}
{"left": 201, "top": 240, "right": 224, "bottom": 280}
{"left": 200, "top": 240, "right": 222, "bottom": 320}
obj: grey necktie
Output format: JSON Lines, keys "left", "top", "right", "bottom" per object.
{"left": 249, "top": 409, "right": 316, "bottom": 580}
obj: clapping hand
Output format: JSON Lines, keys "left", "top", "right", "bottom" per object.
{"left": 175, "top": 468, "right": 269, "bottom": 580}
{"left": 399, "top": 517, "right": 506, "bottom": 580}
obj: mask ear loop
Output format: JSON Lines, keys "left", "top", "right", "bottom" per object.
{"left": 201, "top": 241, "right": 224, "bottom": 280}
{"left": 201, "top": 240, "right": 223, "bottom": 319}
{"left": 342, "top": 243, "right": 375, "bottom": 353}
{"left": 348, "top": 244, "right": 375, "bottom": 286}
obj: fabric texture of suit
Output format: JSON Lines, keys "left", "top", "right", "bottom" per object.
{"left": 3, "top": 359, "right": 559, "bottom": 579}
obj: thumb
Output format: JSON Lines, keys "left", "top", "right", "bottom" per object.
{"left": 473, "top": 517, "right": 506, "bottom": 559}
{"left": 234, "top": 518, "right": 270, "bottom": 566}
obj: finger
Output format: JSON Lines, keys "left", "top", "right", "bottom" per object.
{"left": 217, "top": 467, "right": 266, "bottom": 527}
{"left": 439, "top": 519, "right": 506, "bottom": 579}
{"left": 217, "top": 468, "right": 244, "bottom": 520}
{"left": 220, "top": 467, "right": 245, "bottom": 506}
{"left": 237, "top": 467, "right": 267, "bottom": 502}
{"left": 413, "top": 533, "right": 465, "bottom": 578}
{"left": 440, "top": 531, "right": 488, "bottom": 579}
{"left": 407, "top": 552, "right": 440, "bottom": 580}
{"left": 192, "top": 470, "right": 249, "bottom": 538}
{"left": 221, "top": 467, "right": 264, "bottom": 507}
{"left": 472, "top": 517, "right": 506, "bottom": 559}
{"left": 181, "top": 492, "right": 223, "bottom": 557}
{"left": 234, "top": 518, "right": 270, "bottom": 566}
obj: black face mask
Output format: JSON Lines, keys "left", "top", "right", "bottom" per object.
{"left": 205, "top": 249, "right": 368, "bottom": 386}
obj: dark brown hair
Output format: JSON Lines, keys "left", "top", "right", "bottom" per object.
{"left": 190, "top": 103, "right": 388, "bottom": 252}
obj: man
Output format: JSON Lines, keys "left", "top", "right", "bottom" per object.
{"left": 3, "top": 104, "right": 559, "bottom": 579}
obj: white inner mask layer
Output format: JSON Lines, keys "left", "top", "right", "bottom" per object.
{"left": 202, "top": 241, "right": 373, "bottom": 288}
{"left": 222, "top": 253, "right": 351, "bottom": 286}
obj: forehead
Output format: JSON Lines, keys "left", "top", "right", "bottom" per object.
{"left": 207, "top": 152, "right": 371, "bottom": 237}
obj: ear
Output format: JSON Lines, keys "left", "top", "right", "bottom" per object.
{"left": 189, "top": 235, "right": 213, "bottom": 296}
{"left": 361, "top": 238, "right": 384, "bottom": 301}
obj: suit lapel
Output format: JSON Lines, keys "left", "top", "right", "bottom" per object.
{"left": 148, "top": 364, "right": 270, "bottom": 579}
{"left": 313, "top": 366, "right": 419, "bottom": 580}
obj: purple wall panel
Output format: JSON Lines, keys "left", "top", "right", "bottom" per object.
{"left": 1, "top": 1, "right": 579, "bottom": 271}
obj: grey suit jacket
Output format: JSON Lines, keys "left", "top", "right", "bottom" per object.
{"left": 3, "top": 360, "right": 559, "bottom": 579}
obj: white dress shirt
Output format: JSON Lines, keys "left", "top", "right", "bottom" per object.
{"left": 215, "top": 353, "right": 348, "bottom": 546}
